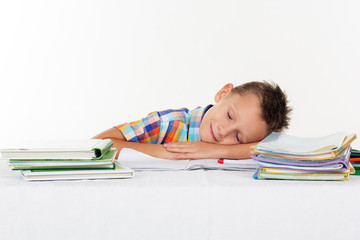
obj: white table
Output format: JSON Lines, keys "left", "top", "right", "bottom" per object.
{"left": 1, "top": 160, "right": 359, "bottom": 240}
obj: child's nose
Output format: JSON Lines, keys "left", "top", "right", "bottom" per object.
{"left": 218, "top": 124, "right": 232, "bottom": 139}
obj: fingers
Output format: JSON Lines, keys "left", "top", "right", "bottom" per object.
{"left": 163, "top": 142, "right": 196, "bottom": 153}
{"left": 163, "top": 142, "right": 208, "bottom": 159}
{"left": 164, "top": 142, "right": 192, "bottom": 148}
{"left": 174, "top": 153, "right": 188, "bottom": 160}
{"left": 165, "top": 147, "right": 196, "bottom": 153}
{"left": 173, "top": 153, "right": 197, "bottom": 160}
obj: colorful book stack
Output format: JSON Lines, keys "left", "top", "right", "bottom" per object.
{"left": 350, "top": 149, "right": 360, "bottom": 175}
{"left": 1, "top": 139, "right": 133, "bottom": 181}
{"left": 251, "top": 132, "right": 357, "bottom": 181}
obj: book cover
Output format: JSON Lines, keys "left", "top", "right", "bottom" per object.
{"left": 252, "top": 132, "right": 356, "bottom": 157}
{"left": 253, "top": 169, "right": 349, "bottom": 181}
{"left": 20, "top": 161, "right": 134, "bottom": 181}
{"left": 251, "top": 146, "right": 351, "bottom": 168}
{"left": 9, "top": 148, "right": 117, "bottom": 170}
{"left": 117, "top": 148, "right": 257, "bottom": 171}
{"left": 1, "top": 139, "right": 113, "bottom": 160}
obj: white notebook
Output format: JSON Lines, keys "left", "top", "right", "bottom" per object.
{"left": 21, "top": 162, "right": 134, "bottom": 181}
{"left": 1, "top": 139, "right": 113, "bottom": 159}
{"left": 253, "top": 132, "right": 356, "bottom": 156}
{"left": 117, "top": 148, "right": 257, "bottom": 171}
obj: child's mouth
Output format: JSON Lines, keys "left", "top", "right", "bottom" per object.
{"left": 210, "top": 124, "right": 218, "bottom": 142}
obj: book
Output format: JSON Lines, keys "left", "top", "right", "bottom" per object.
{"left": 253, "top": 167, "right": 352, "bottom": 181}
{"left": 350, "top": 148, "right": 360, "bottom": 175}
{"left": 251, "top": 146, "right": 351, "bottom": 170}
{"left": 9, "top": 148, "right": 118, "bottom": 170}
{"left": 257, "top": 162, "right": 347, "bottom": 172}
{"left": 252, "top": 132, "right": 356, "bottom": 159}
{"left": 117, "top": 148, "right": 257, "bottom": 171}
{"left": 251, "top": 132, "right": 356, "bottom": 181}
{"left": 1, "top": 139, "right": 113, "bottom": 160}
{"left": 20, "top": 161, "right": 134, "bottom": 181}
{"left": 350, "top": 148, "right": 360, "bottom": 162}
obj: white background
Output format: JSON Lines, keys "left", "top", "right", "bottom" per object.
{"left": 1, "top": 0, "right": 359, "bottom": 148}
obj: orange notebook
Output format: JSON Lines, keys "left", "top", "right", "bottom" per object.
{"left": 350, "top": 157, "right": 360, "bottom": 162}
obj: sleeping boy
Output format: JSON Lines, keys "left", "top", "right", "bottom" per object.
{"left": 93, "top": 81, "right": 292, "bottom": 160}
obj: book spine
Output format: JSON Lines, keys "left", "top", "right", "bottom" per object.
{"left": 93, "top": 140, "right": 113, "bottom": 159}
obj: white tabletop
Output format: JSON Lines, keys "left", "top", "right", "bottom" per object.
{"left": 1, "top": 160, "right": 360, "bottom": 240}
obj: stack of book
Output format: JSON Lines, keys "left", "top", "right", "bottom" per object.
{"left": 251, "top": 132, "right": 357, "bottom": 181}
{"left": 1, "top": 139, "right": 133, "bottom": 181}
{"left": 350, "top": 149, "right": 360, "bottom": 175}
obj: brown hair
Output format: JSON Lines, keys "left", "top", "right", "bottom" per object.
{"left": 232, "top": 81, "right": 292, "bottom": 133}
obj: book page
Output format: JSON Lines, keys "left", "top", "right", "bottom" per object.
{"left": 256, "top": 132, "right": 348, "bottom": 154}
{"left": 186, "top": 159, "right": 257, "bottom": 170}
{"left": 0, "top": 139, "right": 111, "bottom": 151}
{"left": 117, "top": 148, "right": 188, "bottom": 170}
{"left": 118, "top": 148, "right": 257, "bottom": 171}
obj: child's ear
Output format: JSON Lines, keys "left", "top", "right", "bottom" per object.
{"left": 214, "top": 83, "right": 234, "bottom": 103}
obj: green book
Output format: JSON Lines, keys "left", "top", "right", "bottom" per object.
{"left": 351, "top": 166, "right": 360, "bottom": 175}
{"left": 351, "top": 149, "right": 360, "bottom": 157}
{"left": 9, "top": 148, "right": 117, "bottom": 170}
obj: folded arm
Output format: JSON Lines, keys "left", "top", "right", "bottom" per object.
{"left": 93, "top": 127, "right": 257, "bottom": 160}
{"left": 92, "top": 127, "right": 178, "bottom": 159}
{"left": 164, "top": 141, "right": 257, "bottom": 160}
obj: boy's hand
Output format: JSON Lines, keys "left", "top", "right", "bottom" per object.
{"left": 163, "top": 142, "right": 223, "bottom": 160}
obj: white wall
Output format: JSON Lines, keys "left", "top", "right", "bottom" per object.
{"left": 1, "top": 0, "right": 359, "bottom": 148}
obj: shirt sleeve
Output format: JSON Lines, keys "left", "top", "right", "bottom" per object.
{"left": 115, "top": 111, "right": 161, "bottom": 143}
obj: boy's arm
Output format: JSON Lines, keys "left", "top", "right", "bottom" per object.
{"left": 164, "top": 141, "right": 257, "bottom": 160}
{"left": 93, "top": 128, "right": 256, "bottom": 160}
{"left": 92, "top": 127, "right": 178, "bottom": 159}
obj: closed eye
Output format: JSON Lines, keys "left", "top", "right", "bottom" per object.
{"left": 236, "top": 133, "right": 241, "bottom": 143}
{"left": 227, "top": 112, "right": 232, "bottom": 120}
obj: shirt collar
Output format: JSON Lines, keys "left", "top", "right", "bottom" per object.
{"left": 187, "top": 105, "right": 213, "bottom": 142}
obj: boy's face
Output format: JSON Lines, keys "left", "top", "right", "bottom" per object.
{"left": 200, "top": 84, "right": 268, "bottom": 144}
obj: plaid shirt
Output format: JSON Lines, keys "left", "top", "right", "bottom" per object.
{"left": 115, "top": 105, "right": 212, "bottom": 144}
